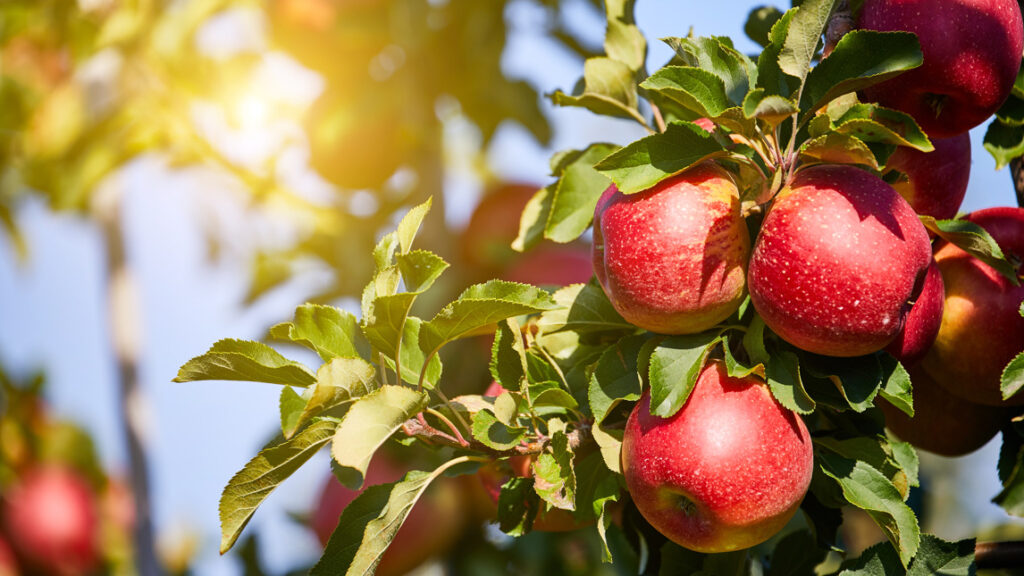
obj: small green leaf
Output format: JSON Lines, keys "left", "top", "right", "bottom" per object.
{"left": 396, "top": 198, "right": 432, "bottom": 254}
{"left": 745, "top": 5, "right": 784, "bottom": 48}
{"left": 994, "top": 423, "right": 1024, "bottom": 515}
{"left": 832, "top": 104, "right": 933, "bottom": 152}
{"left": 361, "top": 293, "right": 417, "bottom": 358}
{"left": 742, "top": 89, "right": 798, "bottom": 125}
{"left": 545, "top": 143, "right": 619, "bottom": 243}
{"left": 801, "top": 31, "right": 922, "bottom": 115}
{"left": 722, "top": 334, "right": 765, "bottom": 380}
{"left": 395, "top": 250, "right": 449, "bottom": 293}
{"left": 533, "top": 387, "right": 579, "bottom": 410}
{"left": 603, "top": 0, "right": 646, "bottom": 72}
{"left": 494, "top": 391, "right": 518, "bottom": 426}
{"left": 907, "top": 535, "right": 975, "bottom": 576}
{"left": 291, "top": 358, "right": 377, "bottom": 437}
{"left": 1003, "top": 351, "right": 1024, "bottom": 401}
{"left": 538, "top": 282, "right": 634, "bottom": 334}
{"left": 802, "top": 353, "right": 884, "bottom": 413}
{"left": 919, "top": 216, "right": 1020, "bottom": 285}
{"left": 533, "top": 427, "right": 576, "bottom": 510}
{"left": 779, "top": 0, "right": 839, "bottom": 82}
{"left": 174, "top": 339, "right": 316, "bottom": 387}
{"left": 513, "top": 185, "right": 554, "bottom": 253}
{"left": 594, "top": 121, "right": 726, "bottom": 194}
{"left": 279, "top": 386, "right": 306, "bottom": 436}
{"left": 219, "top": 419, "right": 336, "bottom": 553}
{"left": 490, "top": 318, "right": 528, "bottom": 392}
{"left": 497, "top": 476, "right": 537, "bottom": 536}
{"left": 757, "top": 9, "right": 799, "bottom": 98}
{"left": 663, "top": 36, "right": 758, "bottom": 106}
{"left": 878, "top": 354, "right": 914, "bottom": 417}
{"left": 640, "top": 66, "right": 732, "bottom": 117}
{"left": 984, "top": 120, "right": 1024, "bottom": 170}
{"left": 836, "top": 540, "right": 903, "bottom": 575}
{"left": 997, "top": 93, "right": 1024, "bottom": 127}
{"left": 648, "top": 331, "right": 722, "bottom": 418}
{"left": 372, "top": 232, "right": 400, "bottom": 272}
{"left": 890, "top": 440, "right": 920, "bottom": 489}
{"left": 589, "top": 335, "right": 646, "bottom": 472}
{"left": 766, "top": 350, "right": 816, "bottom": 414}
{"left": 799, "top": 133, "right": 879, "bottom": 169}
{"left": 549, "top": 57, "right": 646, "bottom": 125}
{"left": 268, "top": 304, "right": 367, "bottom": 362}
{"left": 471, "top": 410, "right": 526, "bottom": 451}
{"left": 743, "top": 314, "right": 770, "bottom": 367}
{"left": 330, "top": 386, "right": 428, "bottom": 489}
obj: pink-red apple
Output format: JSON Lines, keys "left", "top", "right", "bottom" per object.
{"left": 311, "top": 455, "right": 463, "bottom": 576}
{"left": 885, "top": 260, "right": 945, "bottom": 366}
{"left": 922, "top": 206, "right": 1024, "bottom": 405}
{"left": 879, "top": 365, "right": 1010, "bottom": 456}
{"left": 886, "top": 134, "right": 971, "bottom": 220}
{"left": 859, "top": 0, "right": 1024, "bottom": 138}
{"left": 622, "top": 361, "right": 813, "bottom": 553}
{"left": 592, "top": 162, "right": 750, "bottom": 334}
{"left": 2, "top": 466, "right": 100, "bottom": 576}
{"left": 748, "top": 165, "right": 932, "bottom": 356}
{"left": 462, "top": 183, "right": 539, "bottom": 273}
{"left": 503, "top": 246, "right": 593, "bottom": 287}
{"left": 0, "top": 537, "right": 17, "bottom": 576}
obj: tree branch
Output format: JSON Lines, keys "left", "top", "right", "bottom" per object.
{"left": 976, "top": 540, "right": 1024, "bottom": 569}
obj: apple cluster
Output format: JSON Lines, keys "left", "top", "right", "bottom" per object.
{"left": 591, "top": 0, "right": 1024, "bottom": 553}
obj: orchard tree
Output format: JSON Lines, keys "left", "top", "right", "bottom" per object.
{"left": 173, "top": 0, "right": 1024, "bottom": 574}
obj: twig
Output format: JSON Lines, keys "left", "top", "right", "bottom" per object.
{"left": 976, "top": 540, "right": 1024, "bottom": 569}
{"left": 651, "top": 104, "right": 668, "bottom": 133}
{"left": 425, "top": 407, "right": 470, "bottom": 447}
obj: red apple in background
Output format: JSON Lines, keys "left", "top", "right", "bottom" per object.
{"left": 503, "top": 246, "right": 592, "bottom": 286}
{"left": 879, "top": 365, "right": 1010, "bottom": 456}
{"left": 885, "top": 260, "right": 945, "bottom": 366}
{"left": 748, "top": 165, "right": 932, "bottom": 357}
{"left": 593, "top": 163, "right": 750, "bottom": 334}
{"left": 2, "top": 466, "right": 99, "bottom": 576}
{"left": 886, "top": 134, "right": 971, "bottom": 220}
{"left": 622, "top": 361, "right": 813, "bottom": 553}
{"left": 0, "top": 537, "right": 17, "bottom": 576}
{"left": 462, "top": 183, "right": 539, "bottom": 272}
{"left": 922, "top": 207, "right": 1024, "bottom": 406}
{"left": 311, "top": 455, "right": 463, "bottom": 576}
{"left": 858, "top": 0, "right": 1024, "bottom": 138}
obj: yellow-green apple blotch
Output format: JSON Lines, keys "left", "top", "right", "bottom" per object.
{"left": 922, "top": 207, "right": 1024, "bottom": 405}
{"left": 887, "top": 134, "right": 972, "bottom": 220}
{"left": 622, "top": 361, "right": 813, "bottom": 553}
{"left": 748, "top": 165, "right": 932, "bottom": 357}
{"left": 592, "top": 162, "right": 749, "bottom": 335}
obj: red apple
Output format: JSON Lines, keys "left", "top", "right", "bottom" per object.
{"left": 310, "top": 455, "right": 463, "bottom": 576}
{"left": 503, "top": 245, "right": 592, "bottom": 287}
{"left": 922, "top": 207, "right": 1024, "bottom": 406}
{"left": 886, "top": 134, "right": 971, "bottom": 220}
{"left": 748, "top": 165, "right": 932, "bottom": 357}
{"left": 622, "top": 361, "right": 813, "bottom": 553}
{"left": 859, "top": 0, "right": 1024, "bottom": 138}
{"left": 592, "top": 162, "right": 750, "bottom": 334}
{"left": 879, "top": 365, "right": 1011, "bottom": 456}
{"left": 885, "top": 260, "right": 945, "bottom": 366}
{"left": 2, "top": 466, "right": 100, "bottom": 576}
{"left": 462, "top": 183, "right": 539, "bottom": 272}
{"left": 0, "top": 537, "right": 18, "bottom": 576}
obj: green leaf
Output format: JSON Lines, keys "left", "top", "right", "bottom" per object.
{"left": 279, "top": 386, "right": 306, "bottom": 437}
{"left": 799, "top": 132, "right": 879, "bottom": 169}
{"left": 996, "top": 93, "right": 1024, "bottom": 127}
{"left": 832, "top": 104, "right": 933, "bottom": 152}
{"left": 372, "top": 232, "right": 400, "bottom": 272}
{"left": 490, "top": 318, "right": 528, "bottom": 392}
{"left": 878, "top": 354, "right": 914, "bottom": 417}
{"left": 291, "top": 358, "right": 377, "bottom": 438}
{"left": 538, "top": 282, "right": 634, "bottom": 335}
{"left": 594, "top": 121, "right": 726, "bottom": 194}
{"left": 984, "top": 119, "right": 1024, "bottom": 170}
{"left": 779, "top": 0, "right": 838, "bottom": 84}
{"left": 174, "top": 339, "right": 316, "bottom": 387}
{"left": 1003, "top": 351, "right": 1024, "bottom": 401}
{"left": 533, "top": 425, "right": 576, "bottom": 510}
{"left": 801, "top": 31, "right": 922, "bottom": 115}
{"left": 757, "top": 9, "right": 799, "bottom": 97}
{"left": 743, "top": 314, "right": 770, "bottom": 366}
{"left": 742, "top": 88, "right": 798, "bottom": 125}
{"left": 919, "top": 216, "right": 1020, "bottom": 285}
{"left": 603, "top": 0, "right": 646, "bottom": 72}
{"left": 311, "top": 458, "right": 469, "bottom": 576}
{"left": 471, "top": 409, "right": 526, "bottom": 451}
{"left": 362, "top": 293, "right": 417, "bottom": 358}
{"left": 766, "top": 350, "right": 816, "bottom": 414}
{"left": 802, "top": 353, "right": 884, "bottom": 413}
{"left": 395, "top": 250, "right": 449, "bottom": 293}
{"left": 419, "top": 280, "right": 560, "bottom": 357}
{"left": 497, "top": 476, "right": 537, "bottom": 536}
{"left": 745, "top": 5, "right": 784, "bottom": 48}
{"left": 648, "top": 331, "right": 722, "bottom": 418}
{"left": 396, "top": 197, "right": 432, "bottom": 254}
{"left": 219, "top": 419, "right": 336, "bottom": 553}
{"left": 768, "top": 530, "right": 828, "bottom": 576}
{"left": 545, "top": 143, "right": 619, "bottom": 243}
{"left": 663, "top": 36, "right": 757, "bottom": 105}
{"left": 818, "top": 451, "right": 920, "bottom": 567}
{"left": 836, "top": 540, "right": 903, "bottom": 575}
{"left": 589, "top": 335, "right": 646, "bottom": 472}
{"left": 890, "top": 440, "right": 920, "bottom": 489}
{"left": 268, "top": 305, "right": 367, "bottom": 362}
{"left": 513, "top": 185, "right": 554, "bottom": 253}
{"left": 722, "top": 334, "right": 765, "bottom": 380}
{"left": 640, "top": 66, "right": 732, "bottom": 117}
{"left": 549, "top": 57, "right": 646, "bottom": 125}
{"left": 907, "top": 535, "right": 975, "bottom": 576}
{"left": 330, "top": 386, "right": 428, "bottom": 489}
{"left": 994, "top": 423, "right": 1024, "bottom": 515}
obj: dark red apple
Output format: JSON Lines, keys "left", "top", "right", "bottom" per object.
{"left": 311, "top": 455, "right": 463, "bottom": 576}
{"left": 502, "top": 246, "right": 593, "bottom": 287}
{"left": 2, "top": 466, "right": 100, "bottom": 576}
{"left": 885, "top": 260, "right": 945, "bottom": 366}
{"left": 922, "top": 207, "right": 1024, "bottom": 405}
{"left": 592, "top": 162, "right": 750, "bottom": 334}
{"left": 0, "top": 537, "right": 17, "bottom": 576}
{"left": 622, "top": 361, "right": 813, "bottom": 553}
{"left": 462, "top": 183, "right": 539, "bottom": 273}
{"left": 886, "top": 134, "right": 971, "bottom": 220}
{"left": 748, "top": 164, "right": 932, "bottom": 357}
{"left": 879, "top": 365, "right": 1011, "bottom": 456}
{"left": 859, "top": 0, "right": 1024, "bottom": 138}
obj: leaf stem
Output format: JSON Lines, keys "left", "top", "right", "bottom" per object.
{"left": 425, "top": 407, "right": 470, "bottom": 447}
{"left": 651, "top": 104, "right": 667, "bottom": 133}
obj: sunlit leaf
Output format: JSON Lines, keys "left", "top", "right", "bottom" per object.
{"left": 174, "top": 339, "right": 316, "bottom": 387}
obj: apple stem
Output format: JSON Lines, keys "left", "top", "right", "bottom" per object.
{"left": 425, "top": 408, "right": 470, "bottom": 447}
{"left": 976, "top": 540, "right": 1024, "bottom": 569}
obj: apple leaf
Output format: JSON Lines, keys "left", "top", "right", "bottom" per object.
{"left": 498, "top": 476, "right": 539, "bottom": 536}
{"left": 419, "top": 280, "right": 560, "bottom": 357}
{"left": 573, "top": 452, "right": 620, "bottom": 562}
{"left": 906, "top": 535, "right": 976, "bottom": 576}
{"left": 603, "top": 0, "right": 646, "bottom": 72}
{"left": 742, "top": 314, "right": 771, "bottom": 367}
{"left": 745, "top": 5, "right": 784, "bottom": 48}
{"left": 593, "top": 121, "right": 726, "bottom": 194}
{"left": 742, "top": 88, "right": 798, "bottom": 125}
{"left": 533, "top": 422, "right": 576, "bottom": 511}
{"left": 722, "top": 334, "right": 765, "bottom": 380}
{"left": 589, "top": 335, "right": 647, "bottom": 472}
{"left": 330, "top": 385, "right": 428, "bottom": 489}
{"left": 268, "top": 304, "right": 368, "bottom": 362}
{"left": 835, "top": 540, "right": 903, "bottom": 575}
{"left": 549, "top": 57, "right": 647, "bottom": 126}
{"left": 878, "top": 354, "right": 914, "bottom": 418}
{"left": 816, "top": 436, "right": 914, "bottom": 500}
{"left": 767, "top": 530, "right": 828, "bottom": 576}
{"left": 1003, "top": 351, "right": 1024, "bottom": 401}
{"left": 513, "top": 184, "right": 555, "bottom": 253}
{"left": 648, "top": 331, "right": 722, "bottom": 418}
{"left": 778, "top": 0, "right": 839, "bottom": 87}
{"left": 756, "top": 9, "right": 799, "bottom": 98}
{"left": 662, "top": 36, "right": 757, "bottom": 105}
{"left": 279, "top": 386, "right": 306, "bottom": 436}
{"left": 640, "top": 66, "right": 733, "bottom": 118}
{"left": 802, "top": 353, "right": 884, "bottom": 413}
{"left": 545, "top": 143, "right": 619, "bottom": 243}
{"left": 996, "top": 93, "right": 1024, "bottom": 127}
{"left": 377, "top": 317, "right": 443, "bottom": 388}
{"left": 800, "top": 31, "right": 922, "bottom": 116}
{"left": 984, "top": 120, "right": 1024, "bottom": 170}
{"left": 174, "top": 339, "right": 316, "bottom": 387}
{"left": 832, "top": 104, "right": 933, "bottom": 152}
{"left": 818, "top": 451, "right": 920, "bottom": 567}
{"left": 219, "top": 419, "right": 336, "bottom": 554}
{"left": 490, "top": 318, "right": 528, "bottom": 393}
{"left": 311, "top": 458, "right": 471, "bottom": 576}
{"left": 766, "top": 350, "right": 816, "bottom": 414}
{"left": 289, "top": 357, "right": 377, "bottom": 438}
{"left": 994, "top": 420, "right": 1024, "bottom": 516}
{"left": 361, "top": 293, "right": 417, "bottom": 358}
{"left": 395, "top": 250, "right": 449, "bottom": 293}
{"left": 919, "top": 216, "right": 1020, "bottom": 285}
{"left": 372, "top": 231, "right": 400, "bottom": 273}
{"left": 396, "top": 197, "right": 432, "bottom": 255}
{"left": 799, "top": 133, "right": 879, "bottom": 170}
{"left": 537, "top": 282, "right": 634, "bottom": 335}
{"left": 890, "top": 440, "right": 920, "bottom": 490}
{"left": 471, "top": 409, "right": 526, "bottom": 451}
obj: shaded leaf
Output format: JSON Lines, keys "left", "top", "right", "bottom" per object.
{"left": 800, "top": 132, "right": 879, "bottom": 169}
{"left": 779, "top": 0, "right": 838, "bottom": 84}
{"left": 1004, "top": 351, "right": 1024, "bottom": 402}
{"left": 663, "top": 36, "right": 757, "bottom": 105}
{"left": 513, "top": 185, "right": 554, "bottom": 253}
{"left": 767, "top": 350, "right": 816, "bottom": 414}
{"left": 920, "top": 216, "right": 1020, "bottom": 285}
{"left": 533, "top": 426, "right": 576, "bottom": 510}
{"left": 471, "top": 410, "right": 526, "bottom": 451}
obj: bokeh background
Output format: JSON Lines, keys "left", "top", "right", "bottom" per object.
{"left": 0, "top": 1, "right": 1020, "bottom": 574}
